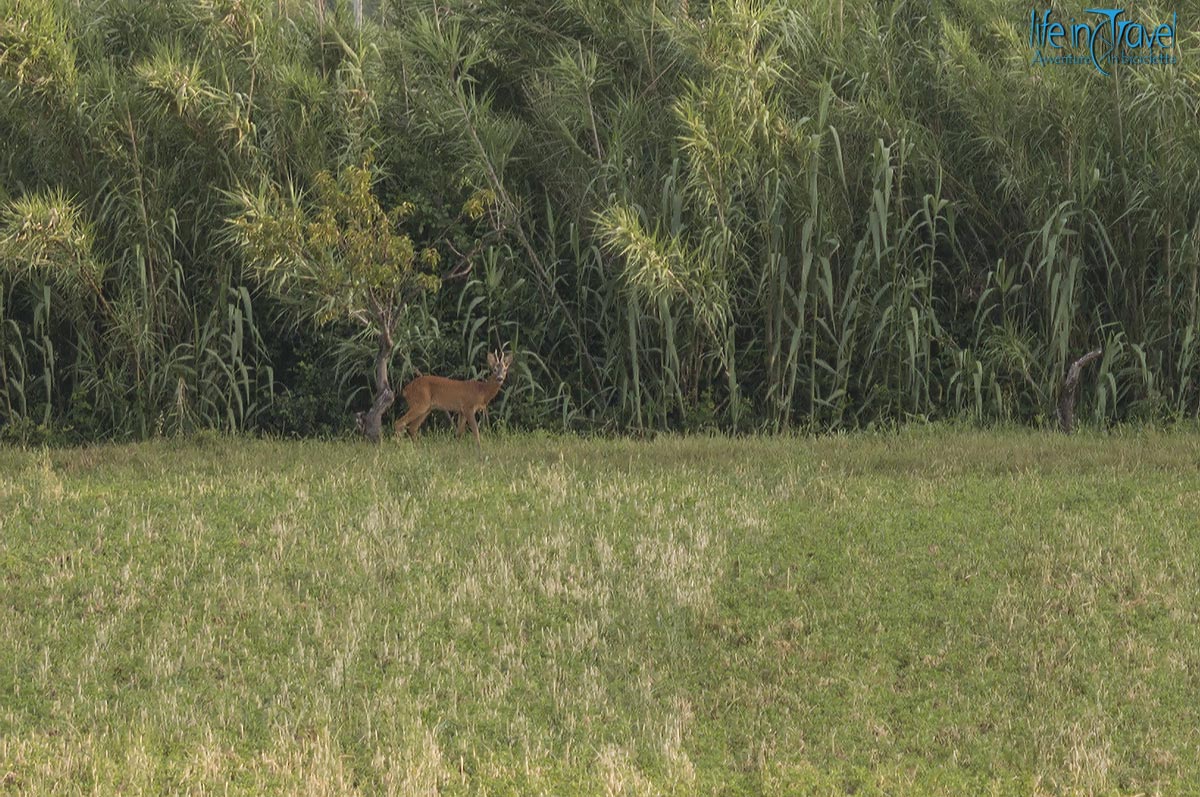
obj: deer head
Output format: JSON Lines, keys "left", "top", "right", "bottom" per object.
{"left": 487, "top": 350, "right": 513, "bottom": 385}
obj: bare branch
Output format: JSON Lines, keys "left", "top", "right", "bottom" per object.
{"left": 1058, "top": 348, "right": 1102, "bottom": 433}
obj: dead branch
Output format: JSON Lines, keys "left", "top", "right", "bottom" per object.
{"left": 1058, "top": 348, "right": 1102, "bottom": 433}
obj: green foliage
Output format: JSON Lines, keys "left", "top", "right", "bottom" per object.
{"left": 0, "top": 189, "right": 104, "bottom": 294}
{"left": 256, "top": 326, "right": 351, "bottom": 437}
{"left": 1, "top": 0, "right": 1199, "bottom": 438}
{"left": 230, "top": 160, "right": 438, "bottom": 330}
{"left": 0, "top": 0, "right": 77, "bottom": 101}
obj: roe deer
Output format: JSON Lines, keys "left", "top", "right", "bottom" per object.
{"left": 394, "top": 351, "right": 512, "bottom": 445}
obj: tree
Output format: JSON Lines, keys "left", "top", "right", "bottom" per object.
{"left": 228, "top": 159, "right": 440, "bottom": 442}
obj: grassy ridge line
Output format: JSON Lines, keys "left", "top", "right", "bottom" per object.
{"left": 1, "top": 430, "right": 1199, "bottom": 795}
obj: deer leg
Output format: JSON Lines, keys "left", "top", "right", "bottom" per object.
{"left": 467, "top": 411, "right": 481, "bottom": 447}
{"left": 456, "top": 413, "right": 467, "bottom": 439}
{"left": 408, "top": 410, "right": 432, "bottom": 441}
{"left": 394, "top": 411, "right": 414, "bottom": 438}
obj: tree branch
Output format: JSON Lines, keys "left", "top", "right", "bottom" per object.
{"left": 1058, "top": 348, "right": 1102, "bottom": 433}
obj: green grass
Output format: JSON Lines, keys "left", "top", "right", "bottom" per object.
{"left": 3, "top": 428, "right": 1200, "bottom": 795}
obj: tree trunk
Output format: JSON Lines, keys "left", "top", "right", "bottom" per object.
{"left": 356, "top": 329, "right": 395, "bottom": 444}
{"left": 1058, "top": 348, "right": 1102, "bottom": 433}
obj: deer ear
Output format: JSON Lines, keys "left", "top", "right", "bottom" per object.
{"left": 503, "top": 352, "right": 514, "bottom": 367}
{"left": 487, "top": 352, "right": 498, "bottom": 368}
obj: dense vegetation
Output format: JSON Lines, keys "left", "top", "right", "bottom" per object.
{"left": 1, "top": 0, "right": 1198, "bottom": 440}
{"left": 5, "top": 429, "right": 1200, "bottom": 793}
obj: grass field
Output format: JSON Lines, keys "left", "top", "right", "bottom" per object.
{"left": 3, "top": 428, "right": 1200, "bottom": 795}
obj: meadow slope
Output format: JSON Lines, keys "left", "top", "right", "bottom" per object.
{"left": 2, "top": 429, "right": 1200, "bottom": 794}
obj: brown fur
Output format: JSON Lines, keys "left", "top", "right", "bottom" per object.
{"left": 394, "top": 351, "right": 512, "bottom": 445}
